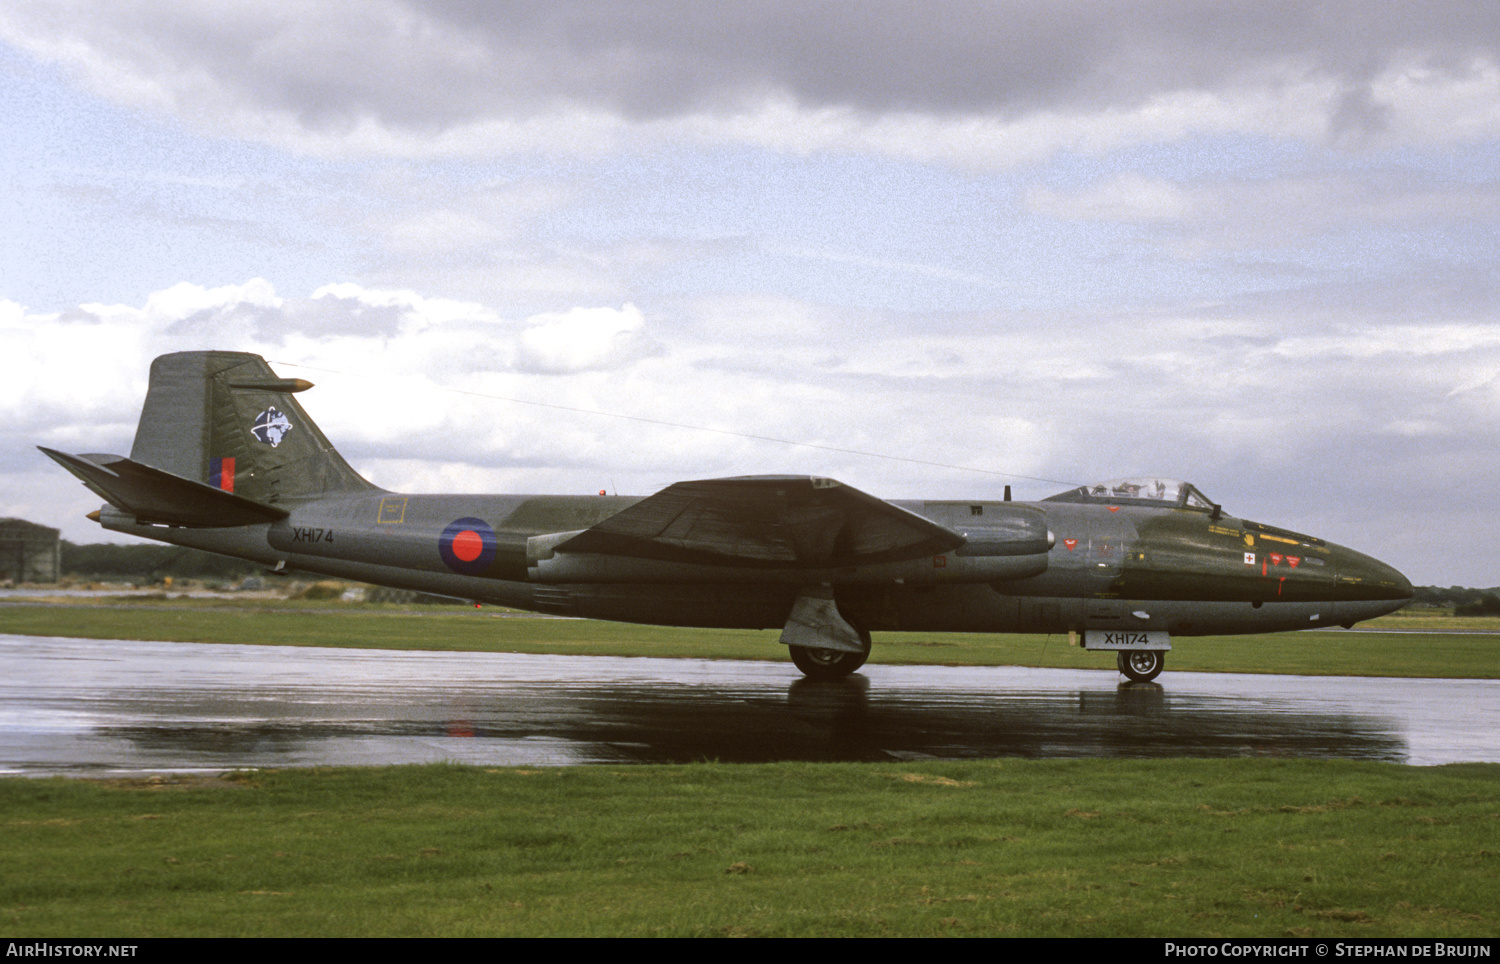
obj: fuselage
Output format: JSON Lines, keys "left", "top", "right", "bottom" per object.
{"left": 99, "top": 483, "right": 1413, "bottom": 638}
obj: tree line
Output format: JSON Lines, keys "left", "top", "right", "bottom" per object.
{"left": 1408, "top": 585, "right": 1500, "bottom": 616}
{"left": 60, "top": 541, "right": 260, "bottom": 582}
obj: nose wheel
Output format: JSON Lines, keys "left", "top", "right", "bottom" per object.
{"left": 1118, "top": 649, "right": 1164, "bottom": 683}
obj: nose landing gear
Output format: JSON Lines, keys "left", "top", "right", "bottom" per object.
{"left": 1118, "top": 649, "right": 1165, "bottom": 683}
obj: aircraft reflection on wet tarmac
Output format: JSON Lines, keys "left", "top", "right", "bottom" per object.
{"left": 3, "top": 634, "right": 1495, "bottom": 776}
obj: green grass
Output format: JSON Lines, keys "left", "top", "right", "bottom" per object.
{"left": 3, "top": 760, "right": 1496, "bottom": 937}
{"left": 2, "top": 598, "right": 1496, "bottom": 678}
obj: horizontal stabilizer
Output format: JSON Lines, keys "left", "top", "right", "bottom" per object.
{"left": 38, "top": 447, "right": 289, "bottom": 528}
{"left": 555, "top": 475, "right": 965, "bottom": 568}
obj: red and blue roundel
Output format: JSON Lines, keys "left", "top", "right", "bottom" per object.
{"left": 439, "top": 518, "right": 497, "bottom": 575}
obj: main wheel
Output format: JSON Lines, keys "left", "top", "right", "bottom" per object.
{"left": 790, "top": 631, "right": 871, "bottom": 679}
{"left": 1118, "top": 649, "right": 1164, "bottom": 683}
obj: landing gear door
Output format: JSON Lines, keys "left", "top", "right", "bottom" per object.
{"left": 1082, "top": 630, "right": 1171, "bottom": 652}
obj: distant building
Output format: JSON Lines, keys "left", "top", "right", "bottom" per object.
{"left": 0, "top": 518, "right": 60, "bottom": 584}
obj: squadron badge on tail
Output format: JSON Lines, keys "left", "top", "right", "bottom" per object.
{"left": 252, "top": 406, "right": 293, "bottom": 447}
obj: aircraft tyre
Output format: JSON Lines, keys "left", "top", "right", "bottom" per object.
{"left": 1117, "top": 649, "right": 1164, "bottom": 683}
{"left": 790, "top": 630, "right": 872, "bottom": 679}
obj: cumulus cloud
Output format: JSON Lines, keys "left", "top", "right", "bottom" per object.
{"left": 1, "top": 281, "right": 671, "bottom": 452}
{"left": 517, "top": 303, "right": 661, "bottom": 373}
{"left": 13, "top": 278, "right": 1499, "bottom": 487}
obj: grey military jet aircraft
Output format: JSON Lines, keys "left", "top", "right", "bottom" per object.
{"left": 42, "top": 351, "right": 1413, "bottom": 682}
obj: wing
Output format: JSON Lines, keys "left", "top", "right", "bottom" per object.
{"left": 553, "top": 475, "right": 964, "bottom": 568}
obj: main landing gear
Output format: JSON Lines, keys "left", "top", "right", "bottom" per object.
{"left": 1117, "top": 649, "right": 1165, "bottom": 683}
{"left": 789, "top": 630, "right": 872, "bottom": 679}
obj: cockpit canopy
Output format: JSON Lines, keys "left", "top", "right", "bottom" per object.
{"left": 1043, "top": 477, "right": 1219, "bottom": 511}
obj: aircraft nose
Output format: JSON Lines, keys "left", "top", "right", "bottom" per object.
{"left": 1330, "top": 545, "right": 1413, "bottom": 626}
{"left": 1336, "top": 547, "right": 1414, "bottom": 602}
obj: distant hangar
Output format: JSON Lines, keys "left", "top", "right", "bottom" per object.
{"left": 1, "top": 518, "right": 60, "bottom": 584}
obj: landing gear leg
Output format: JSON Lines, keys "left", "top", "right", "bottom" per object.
{"left": 790, "top": 630, "right": 872, "bottom": 679}
{"left": 1117, "top": 649, "right": 1164, "bottom": 683}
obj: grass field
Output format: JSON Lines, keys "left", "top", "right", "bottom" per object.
{"left": 1, "top": 595, "right": 1495, "bottom": 678}
{"left": 4, "top": 759, "right": 1498, "bottom": 937}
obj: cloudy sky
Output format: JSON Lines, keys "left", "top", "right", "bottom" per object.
{"left": 3, "top": 1, "right": 1498, "bottom": 586}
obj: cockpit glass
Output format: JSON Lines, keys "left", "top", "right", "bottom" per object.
{"left": 1043, "top": 477, "right": 1218, "bottom": 511}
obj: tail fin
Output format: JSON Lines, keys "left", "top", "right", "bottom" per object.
{"left": 129, "top": 351, "right": 377, "bottom": 506}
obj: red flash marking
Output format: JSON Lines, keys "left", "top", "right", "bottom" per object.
{"left": 1278, "top": 577, "right": 1286, "bottom": 596}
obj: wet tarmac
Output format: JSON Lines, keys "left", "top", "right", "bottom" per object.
{"left": 3, "top": 634, "right": 1496, "bottom": 776}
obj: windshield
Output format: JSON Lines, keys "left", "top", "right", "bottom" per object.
{"left": 1043, "top": 477, "right": 1217, "bottom": 511}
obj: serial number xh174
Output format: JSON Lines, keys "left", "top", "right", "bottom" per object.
{"left": 42, "top": 351, "right": 1413, "bottom": 682}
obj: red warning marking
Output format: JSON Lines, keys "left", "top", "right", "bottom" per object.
{"left": 1270, "top": 553, "right": 1284, "bottom": 566}
{"left": 1287, "top": 556, "right": 1301, "bottom": 568}
{"left": 1107, "top": 505, "right": 1119, "bottom": 513}
{"left": 451, "top": 529, "right": 484, "bottom": 562}
{"left": 1064, "top": 538, "right": 1078, "bottom": 551}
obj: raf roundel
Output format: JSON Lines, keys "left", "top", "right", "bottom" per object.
{"left": 439, "top": 518, "right": 497, "bottom": 575}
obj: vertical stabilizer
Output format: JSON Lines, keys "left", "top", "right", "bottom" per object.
{"left": 129, "top": 351, "right": 378, "bottom": 505}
